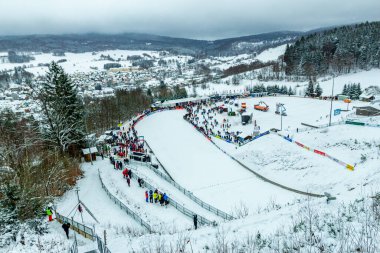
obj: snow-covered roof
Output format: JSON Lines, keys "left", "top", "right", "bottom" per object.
{"left": 98, "top": 135, "right": 113, "bottom": 142}
{"left": 359, "top": 93, "right": 375, "bottom": 99}
{"left": 82, "top": 147, "right": 98, "bottom": 155}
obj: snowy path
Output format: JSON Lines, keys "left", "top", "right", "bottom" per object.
{"left": 99, "top": 159, "right": 194, "bottom": 232}
{"left": 56, "top": 162, "right": 144, "bottom": 234}
{"left": 136, "top": 110, "right": 303, "bottom": 213}
{"left": 127, "top": 161, "right": 224, "bottom": 222}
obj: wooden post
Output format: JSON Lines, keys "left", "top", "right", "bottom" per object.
{"left": 104, "top": 230, "right": 107, "bottom": 246}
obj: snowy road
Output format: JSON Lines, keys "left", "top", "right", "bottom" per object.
{"left": 136, "top": 110, "right": 303, "bottom": 213}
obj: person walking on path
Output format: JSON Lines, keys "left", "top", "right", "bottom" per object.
{"left": 62, "top": 223, "right": 70, "bottom": 239}
{"left": 193, "top": 215, "right": 198, "bottom": 230}
{"left": 126, "top": 177, "right": 131, "bottom": 187}
{"left": 145, "top": 191, "right": 149, "bottom": 202}
{"left": 138, "top": 178, "right": 144, "bottom": 187}
{"left": 128, "top": 169, "right": 132, "bottom": 179}
{"left": 153, "top": 191, "right": 158, "bottom": 203}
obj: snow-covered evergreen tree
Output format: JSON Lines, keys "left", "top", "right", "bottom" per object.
{"left": 284, "top": 21, "right": 380, "bottom": 75}
{"left": 37, "top": 62, "right": 85, "bottom": 153}
{"left": 342, "top": 84, "right": 348, "bottom": 95}
{"left": 315, "top": 83, "right": 323, "bottom": 97}
{"left": 356, "top": 83, "right": 362, "bottom": 98}
{"left": 288, "top": 86, "right": 295, "bottom": 95}
{"left": 305, "top": 78, "right": 314, "bottom": 96}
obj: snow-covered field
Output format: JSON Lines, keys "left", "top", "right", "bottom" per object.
{"left": 255, "top": 44, "right": 287, "bottom": 62}
{"left": 318, "top": 69, "right": 380, "bottom": 95}
{"left": 191, "top": 69, "right": 380, "bottom": 97}
{"left": 195, "top": 96, "right": 365, "bottom": 135}
{"left": 0, "top": 50, "right": 160, "bottom": 75}
{"left": 230, "top": 125, "right": 380, "bottom": 195}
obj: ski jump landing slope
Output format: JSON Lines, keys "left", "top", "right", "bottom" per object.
{"left": 136, "top": 110, "right": 302, "bottom": 213}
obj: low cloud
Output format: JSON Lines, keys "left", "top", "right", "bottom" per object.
{"left": 0, "top": 0, "right": 379, "bottom": 39}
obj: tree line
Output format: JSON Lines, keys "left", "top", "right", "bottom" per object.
{"left": 222, "top": 61, "right": 275, "bottom": 77}
{"left": 84, "top": 88, "right": 152, "bottom": 134}
{"left": 341, "top": 83, "right": 362, "bottom": 99}
{"left": 247, "top": 83, "right": 295, "bottom": 95}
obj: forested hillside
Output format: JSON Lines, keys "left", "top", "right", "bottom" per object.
{"left": 284, "top": 21, "right": 380, "bottom": 76}
{"left": 0, "top": 31, "right": 300, "bottom": 56}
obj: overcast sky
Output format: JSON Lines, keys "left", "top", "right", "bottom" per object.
{"left": 0, "top": 0, "right": 379, "bottom": 40}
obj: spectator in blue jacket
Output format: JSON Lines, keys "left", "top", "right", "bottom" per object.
{"left": 163, "top": 193, "right": 169, "bottom": 206}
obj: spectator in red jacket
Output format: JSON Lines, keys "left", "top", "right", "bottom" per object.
{"left": 122, "top": 168, "right": 128, "bottom": 178}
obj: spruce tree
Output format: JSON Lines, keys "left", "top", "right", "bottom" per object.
{"left": 147, "top": 88, "right": 153, "bottom": 97}
{"left": 342, "top": 84, "right": 348, "bottom": 95}
{"left": 288, "top": 86, "right": 295, "bottom": 95}
{"left": 356, "top": 83, "right": 362, "bottom": 98}
{"left": 280, "top": 85, "right": 287, "bottom": 94}
{"left": 306, "top": 78, "right": 315, "bottom": 97}
{"left": 38, "top": 62, "right": 85, "bottom": 153}
{"left": 347, "top": 84, "right": 355, "bottom": 99}
{"left": 315, "top": 83, "right": 323, "bottom": 97}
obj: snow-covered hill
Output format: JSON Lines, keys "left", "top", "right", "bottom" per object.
{"left": 255, "top": 44, "right": 287, "bottom": 62}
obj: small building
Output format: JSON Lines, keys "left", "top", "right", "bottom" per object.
{"left": 337, "top": 94, "right": 350, "bottom": 101}
{"left": 355, "top": 106, "right": 380, "bottom": 116}
{"left": 82, "top": 147, "right": 98, "bottom": 162}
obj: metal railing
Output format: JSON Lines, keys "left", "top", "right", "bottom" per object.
{"left": 96, "top": 235, "right": 112, "bottom": 253}
{"left": 56, "top": 212, "right": 95, "bottom": 241}
{"left": 128, "top": 168, "right": 214, "bottom": 226}
{"left": 67, "top": 234, "right": 78, "bottom": 253}
{"left": 98, "top": 170, "right": 152, "bottom": 232}
{"left": 56, "top": 212, "right": 112, "bottom": 253}
{"left": 130, "top": 159, "right": 234, "bottom": 221}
